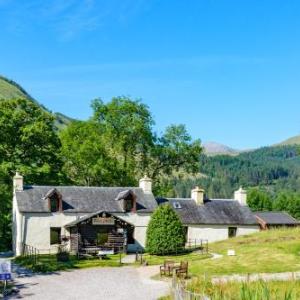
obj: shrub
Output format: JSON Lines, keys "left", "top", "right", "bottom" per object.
{"left": 146, "top": 204, "right": 185, "bottom": 255}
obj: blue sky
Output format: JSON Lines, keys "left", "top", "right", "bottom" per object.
{"left": 1, "top": 0, "right": 300, "bottom": 149}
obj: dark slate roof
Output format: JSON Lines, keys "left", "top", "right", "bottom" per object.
{"left": 254, "top": 211, "right": 300, "bottom": 225}
{"left": 157, "top": 198, "right": 258, "bottom": 225}
{"left": 16, "top": 186, "right": 157, "bottom": 213}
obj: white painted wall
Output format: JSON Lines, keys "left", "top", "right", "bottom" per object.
{"left": 115, "top": 213, "right": 151, "bottom": 251}
{"left": 14, "top": 208, "right": 258, "bottom": 255}
{"left": 14, "top": 211, "right": 151, "bottom": 255}
{"left": 16, "top": 212, "right": 86, "bottom": 254}
{"left": 187, "top": 224, "right": 259, "bottom": 243}
{"left": 12, "top": 192, "right": 23, "bottom": 256}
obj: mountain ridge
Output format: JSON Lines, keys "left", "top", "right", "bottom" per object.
{"left": 0, "top": 75, "right": 73, "bottom": 129}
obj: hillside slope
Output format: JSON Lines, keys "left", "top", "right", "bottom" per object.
{"left": 0, "top": 75, "right": 73, "bottom": 128}
{"left": 278, "top": 135, "right": 300, "bottom": 146}
{"left": 0, "top": 75, "right": 36, "bottom": 101}
{"left": 190, "top": 227, "right": 300, "bottom": 275}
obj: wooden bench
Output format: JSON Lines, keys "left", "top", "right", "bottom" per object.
{"left": 160, "top": 260, "right": 175, "bottom": 276}
{"left": 175, "top": 261, "right": 188, "bottom": 279}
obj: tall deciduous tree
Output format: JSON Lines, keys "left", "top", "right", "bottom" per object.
{"left": 91, "top": 97, "right": 154, "bottom": 182}
{"left": 0, "top": 98, "right": 62, "bottom": 250}
{"left": 147, "top": 124, "right": 202, "bottom": 180}
{"left": 60, "top": 120, "right": 124, "bottom": 186}
{"left": 0, "top": 98, "right": 62, "bottom": 183}
{"left": 60, "top": 97, "right": 202, "bottom": 189}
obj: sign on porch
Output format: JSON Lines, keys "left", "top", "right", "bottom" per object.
{"left": 92, "top": 217, "right": 115, "bottom": 225}
{"left": 0, "top": 259, "right": 11, "bottom": 280}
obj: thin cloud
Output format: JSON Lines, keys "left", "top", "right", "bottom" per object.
{"left": 1, "top": 0, "right": 151, "bottom": 40}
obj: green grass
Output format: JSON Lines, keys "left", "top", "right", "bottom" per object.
{"left": 0, "top": 76, "right": 30, "bottom": 100}
{"left": 14, "top": 253, "right": 125, "bottom": 272}
{"left": 188, "top": 227, "right": 300, "bottom": 276}
{"left": 141, "top": 252, "right": 211, "bottom": 266}
{"left": 185, "top": 279, "right": 300, "bottom": 300}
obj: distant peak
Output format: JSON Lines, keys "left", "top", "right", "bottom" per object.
{"left": 203, "top": 141, "right": 240, "bottom": 156}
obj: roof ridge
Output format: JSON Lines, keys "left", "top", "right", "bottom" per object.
{"left": 25, "top": 185, "right": 141, "bottom": 189}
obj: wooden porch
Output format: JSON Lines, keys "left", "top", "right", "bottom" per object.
{"left": 65, "top": 211, "right": 134, "bottom": 257}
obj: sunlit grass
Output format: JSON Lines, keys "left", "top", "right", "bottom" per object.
{"left": 188, "top": 227, "right": 300, "bottom": 276}
{"left": 185, "top": 278, "right": 300, "bottom": 300}
{"left": 14, "top": 253, "right": 124, "bottom": 272}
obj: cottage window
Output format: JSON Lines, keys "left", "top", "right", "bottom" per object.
{"left": 228, "top": 227, "right": 237, "bottom": 238}
{"left": 49, "top": 194, "right": 60, "bottom": 212}
{"left": 50, "top": 227, "right": 61, "bottom": 245}
{"left": 125, "top": 199, "right": 134, "bottom": 212}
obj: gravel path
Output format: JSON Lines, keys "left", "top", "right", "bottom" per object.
{"left": 10, "top": 266, "right": 169, "bottom": 300}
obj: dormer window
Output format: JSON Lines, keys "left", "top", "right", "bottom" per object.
{"left": 50, "top": 194, "right": 60, "bottom": 212}
{"left": 115, "top": 189, "right": 137, "bottom": 213}
{"left": 125, "top": 198, "right": 134, "bottom": 212}
{"left": 45, "top": 188, "right": 62, "bottom": 213}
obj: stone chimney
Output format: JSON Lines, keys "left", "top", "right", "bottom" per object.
{"left": 13, "top": 172, "right": 23, "bottom": 192}
{"left": 139, "top": 175, "right": 152, "bottom": 193}
{"left": 191, "top": 186, "right": 204, "bottom": 205}
{"left": 234, "top": 187, "right": 247, "bottom": 206}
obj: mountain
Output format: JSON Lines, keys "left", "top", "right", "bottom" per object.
{"left": 202, "top": 141, "right": 240, "bottom": 156}
{"left": 277, "top": 135, "right": 300, "bottom": 146}
{"left": 0, "top": 75, "right": 73, "bottom": 129}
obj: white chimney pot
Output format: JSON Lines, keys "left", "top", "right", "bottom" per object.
{"left": 13, "top": 172, "right": 24, "bottom": 191}
{"left": 234, "top": 187, "right": 247, "bottom": 206}
{"left": 191, "top": 186, "right": 205, "bottom": 205}
{"left": 139, "top": 175, "right": 152, "bottom": 193}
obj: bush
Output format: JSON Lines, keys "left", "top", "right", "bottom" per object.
{"left": 146, "top": 204, "right": 185, "bottom": 255}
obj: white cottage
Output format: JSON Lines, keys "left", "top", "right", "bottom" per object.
{"left": 12, "top": 172, "right": 260, "bottom": 256}
{"left": 157, "top": 187, "right": 260, "bottom": 243}
{"left": 12, "top": 173, "right": 156, "bottom": 256}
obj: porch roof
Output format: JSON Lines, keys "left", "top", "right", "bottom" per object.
{"left": 64, "top": 210, "right": 134, "bottom": 228}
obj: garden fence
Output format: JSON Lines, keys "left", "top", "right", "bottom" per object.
{"left": 21, "top": 243, "right": 39, "bottom": 265}
{"left": 172, "top": 274, "right": 209, "bottom": 300}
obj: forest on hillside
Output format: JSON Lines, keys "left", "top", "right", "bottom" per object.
{"left": 0, "top": 97, "right": 299, "bottom": 251}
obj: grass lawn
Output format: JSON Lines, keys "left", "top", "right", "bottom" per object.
{"left": 14, "top": 253, "right": 125, "bottom": 272}
{"left": 188, "top": 227, "right": 300, "bottom": 276}
{"left": 141, "top": 252, "right": 211, "bottom": 266}
{"left": 161, "top": 279, "right": 300, "bottom": 300}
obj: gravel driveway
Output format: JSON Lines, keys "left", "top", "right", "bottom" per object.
{"left": 11, "top": 266, "right": 169, "bottom": 300}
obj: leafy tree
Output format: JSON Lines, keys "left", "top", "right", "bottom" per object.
{"left": 0, "top": 98, "right": 62, "bottom": 184}
{"left": 273, "top": 191, "right": 300, "bottom": 219}
{"left": 61, "top": 98, "right": 202, "bottom": 190}
{"left": 147, "top": 124, "right": 202, "bottom": 180}
{"left": 247, "top": 188, "right": 273, "bottom": 211}
{"left": 60, "top": 120, "right": 124, "bottom": 186}
{"left": 92, "top": 97, "right": 154, "bottom": 183}
{"left": 0, "top": 98, "right": 62, "bottom": 250}
{"left": 146, "top": 204, "right": 185, "bottom": 255}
